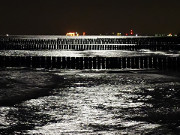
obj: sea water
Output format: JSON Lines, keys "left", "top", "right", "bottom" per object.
{"left": 0, "top": 68, "right": 180, "bottom": 134}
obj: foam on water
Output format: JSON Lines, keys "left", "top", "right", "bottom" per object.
{"left": 1, "top": 69, "right": 179, "bottom": 134}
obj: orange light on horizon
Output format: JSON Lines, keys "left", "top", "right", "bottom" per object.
{"left": 66, "top": 32, "right": 75, "bottom": 36}
{"left": 167, "top": 33, "right": 172, "bottom": 37}
{"left": 66, "top": 32, "right": 79, "bottom": 36}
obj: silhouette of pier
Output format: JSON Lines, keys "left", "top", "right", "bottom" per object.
{"left": 0, "top": 35, "right": 180, "bottom": 71}
{"left": 0, "top": 35, "right": 180, "bottom": 51}
{"left": 0, "top": 56, "right": 179, "bottom": 71}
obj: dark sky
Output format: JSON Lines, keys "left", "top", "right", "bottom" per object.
{"left": 0, "top": 0, "right": 180, "bottom": 35}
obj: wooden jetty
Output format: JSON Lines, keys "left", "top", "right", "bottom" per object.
{"left": 0, "top": 35, "right": 180, "bottom": 51}
{"left": 0, "top": 35, "right": 180, "bottom": 71}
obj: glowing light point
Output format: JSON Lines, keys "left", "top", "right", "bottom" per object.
{"left": 130, "top": 29, "right": 133, "bottom": 35}
{"left": 117, "top": 33, "right": 121, "bottom": 36}
{"left": 167, "top": 33, "right": 172, "bottom": 37}
{"left": 66, "top": 32, "right": 79, "bottom": 36}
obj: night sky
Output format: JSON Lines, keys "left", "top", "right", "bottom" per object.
{"left": 0, "top": 0, "right": 180, "bottom": 35}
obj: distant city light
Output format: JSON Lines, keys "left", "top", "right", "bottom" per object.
{"left": 167, "top": 33, "right": 172, "bottom": 37}
{"left": 66, "top": 32, "right": 79, "bottom": 36}
{"left": 117, "top": 33, "right": 121, "bottom": 36}
{"left": 130, "top": 30, "right": 133, "bottom": 35}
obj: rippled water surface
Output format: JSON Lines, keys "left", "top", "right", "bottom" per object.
{"left": 0, "top": 50, "right": 180, "bottom": 57}
{"left": 0, "top": 69, "right": 180, "bottom": 134}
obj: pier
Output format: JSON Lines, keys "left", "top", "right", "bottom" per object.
{"left": 0, "top": 56, "right": 179, "bottom": 71}
{"left": 0, "top": 35, "right": 180, "bottom": 71}
{"left": 0, "top": 35, "right": 180, "bottom": 51}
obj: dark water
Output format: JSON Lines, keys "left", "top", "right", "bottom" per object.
{"left": 0, "top": 69, "right": 180, "bottom": 134}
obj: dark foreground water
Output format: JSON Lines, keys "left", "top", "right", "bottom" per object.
{"left": 0, "top": 68, "right": 180, "bottom": 134}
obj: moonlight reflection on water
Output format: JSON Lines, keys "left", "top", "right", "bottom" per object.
{"left": 0, "top": 69, "right": 180, "bottom": 134}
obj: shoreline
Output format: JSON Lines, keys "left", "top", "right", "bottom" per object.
{"left": 0, "top": 68, "right": 64, "bottom": 106}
